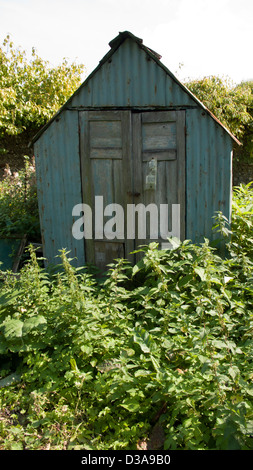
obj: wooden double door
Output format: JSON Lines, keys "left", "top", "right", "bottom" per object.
{"left": 79, "top": 110, "right": 185, "bottom": 270}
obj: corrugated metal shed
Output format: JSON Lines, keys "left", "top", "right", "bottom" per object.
{"left": 33, "top": 31, "right": 238, "bottom": 268}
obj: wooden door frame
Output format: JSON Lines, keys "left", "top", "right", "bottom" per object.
{"left": 79, "top": 109, "right": 186, "bottom": 267}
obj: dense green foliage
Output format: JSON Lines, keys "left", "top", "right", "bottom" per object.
{"left": 185, "top": 76, "right": 253, "bottom": 161}
{"left": 0, "top": 157, "right": 40, "bottom": 240}
{"left": 239, "top": 81, "right": 253, "bottom": 161}
{"left": 230, "top": 183, "right": 253, "bottom": 258}
{"left": 214, "top": 182, "right": 253, "bottom": 259}
{"left": 0, "top": 35, "right": 84, "bottom": 136}
{"left": 0, "top": 184, "right": 252, "bottom": 450}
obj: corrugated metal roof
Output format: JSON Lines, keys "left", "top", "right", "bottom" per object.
{"left": 108, "top": 30, "right": 162, "bottom": 60}
{"left": 31, "top": 31, "right": 240, "bottom": 145}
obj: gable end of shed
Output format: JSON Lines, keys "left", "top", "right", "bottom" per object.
{"left": 32, "top": 31, "right": 240, "bottom": 145}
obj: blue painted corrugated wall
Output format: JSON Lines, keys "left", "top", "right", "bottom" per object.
{"left": 34, "top": 110, "right": 85, "bottom": 266}
{"left": 185, "top": 108, "right": 232, "bottom": 243}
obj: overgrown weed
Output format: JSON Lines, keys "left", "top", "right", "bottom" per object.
{"left": 0, "top": 184, "right": 252, "bottom": 450}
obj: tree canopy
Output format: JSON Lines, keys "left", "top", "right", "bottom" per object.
{"left": 0, "top": 35, "right": 85, "bottom": 136}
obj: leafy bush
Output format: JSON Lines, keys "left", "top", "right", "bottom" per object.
{"left": 215, "top": 182, "right": 253, "bottom": 258}
{"left": 0, "top": 157, "right": 40, "bottom": 240}
{"left": 239, "top": 81, "right": 253, "bottom": 160}
{"left": 230, "top": 183, "right": 253, "bottom": 257}
{"left": 185, "top": 76, "right": 252, "bottom": 140}
{"left": 0, "top": 35, "right": 84, "bottom": 136}
{"left": 185, "top": 76, "right": 253, "bottom": 161}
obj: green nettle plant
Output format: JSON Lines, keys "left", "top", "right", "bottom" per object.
{"left": 0, "top": 184, "right": 252, "bottom": 450}
{"left": 0, "top": 157, "right": 40, "bottom": 240}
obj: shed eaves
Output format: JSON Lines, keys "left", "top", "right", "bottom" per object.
{"left": 31, "top": 31, "right": 240, "bottom": 145}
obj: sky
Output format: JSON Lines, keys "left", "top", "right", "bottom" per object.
{"left": 0, "top": 0, "right": 252, "bottom": 84}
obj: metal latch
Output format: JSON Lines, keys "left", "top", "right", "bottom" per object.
{"left": 145, "top": 158, "right": 157, "bottom": 190}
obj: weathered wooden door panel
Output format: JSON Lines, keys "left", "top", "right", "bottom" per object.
{"left": 132, "top": 111, "right": 185, "bottom": 253}
{"left": 79, "top": 110, "right": 134, "bottom": 269}
{"left": 79, "top": 110, "right": 185, "bottom": 270}
{"left": 95, "top": 241, "right": 125, "bottom": 271}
